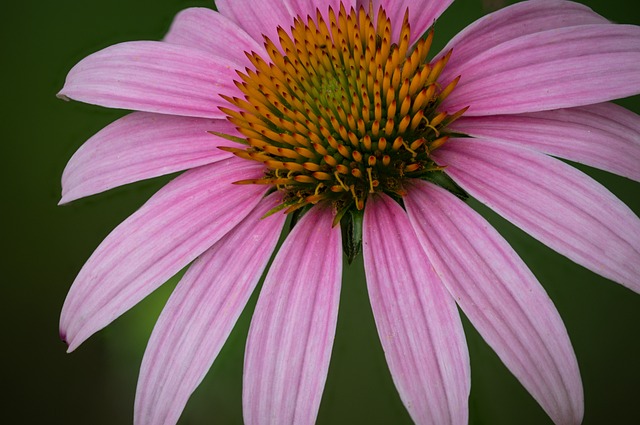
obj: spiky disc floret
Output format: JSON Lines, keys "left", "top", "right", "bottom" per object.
{"left": 220, "top": 4, "right": 465, "bottom": 215}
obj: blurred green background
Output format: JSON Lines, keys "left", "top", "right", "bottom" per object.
{"left": 3, "top": 0, "right": 639, "bottom": 423}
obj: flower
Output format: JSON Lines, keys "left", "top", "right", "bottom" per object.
{"left": 57, "top": 0, "right": 640, "bottom": 424}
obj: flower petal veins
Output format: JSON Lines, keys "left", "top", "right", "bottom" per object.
{"left": 434, "top": 137, "right": 640, "bottom": 292}
{"left": 363, "top": 0, "right": 455, "bottom": 44}
{"left": 60, "top": 158, "right": 266, "bottom": 351}
{"left": 163, "top": 7, "right": 266, "bottom": 66}
{"left": 56, "top": 0, "right": 639, "bottom": 424}
{"left": 60, "top": 113, "right": 241, "bottom": 203}
{"left": 450, "top": 102, "right": 640, "bottom": 182}
{"left": 405, "top": 181, "right": 583, "bottom": 425}
{"left": 135, "top": 193, "right": 286, "bottom": 425}
{"left": 216, "top": 0, "right": 305, "bottom": 44}
{"left": 58, "top": 41, "right": 243, "bottom": 118}
{"left": 364, "top": 193, "right": 470, "bottom": 425}
{"left": 437, "top": 0, "right": 610, "bottom": 80}
{"left": 441, "top": 24, "right": 640, "bottom": 115}
{"left": 243, "top": 206, "right": 342, "bottom": 425}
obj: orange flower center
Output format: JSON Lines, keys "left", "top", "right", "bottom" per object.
{"left": 220, "top": 4, "right": 465, "bottom": 217}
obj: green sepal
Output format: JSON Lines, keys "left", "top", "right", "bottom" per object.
{"left": 208, "top": 131, "right": 249, "bottom": 145}
{"left": 340, "top": 207, "right": 364, "bottom": 264}
{"left": 332, "top": 200, "right": 354, "bottom": 228}
{"left": 261, "top": 201, "right": 292, "bottom": 219}
{"left": 288, "top": 204, "right": 313, "bottom": 232}
{"left": 421, "top": 170, "right": 469, "bottom": 200}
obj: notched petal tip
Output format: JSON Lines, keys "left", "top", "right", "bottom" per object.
{"left": 59, "top": 330, "right": 75, "bottom": 353}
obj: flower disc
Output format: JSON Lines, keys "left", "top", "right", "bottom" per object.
{"left": 221, "top": 4, "right": 466, "bottom": 214}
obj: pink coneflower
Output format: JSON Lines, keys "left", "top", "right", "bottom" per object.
{"left": 57, "top": 0, "right": 640, "bottom": 424}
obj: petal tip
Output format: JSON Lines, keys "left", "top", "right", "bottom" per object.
{"left": 59, "top": 184, "right": 82, "bottom": 205}
{"left": 63, "top": 333, "right": 82, "bottom": 353}
{"left": 57, "top": 90, "right": 70, "bottom": 101}
{"left": 59, "top": 329, "right": 75, "bottom": 353}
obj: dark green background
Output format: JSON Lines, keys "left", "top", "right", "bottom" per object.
{"left": 4, "top": 0, "right": 639, "bottom": 423}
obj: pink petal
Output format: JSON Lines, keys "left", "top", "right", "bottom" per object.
{"left": 57, "top": 41, "right": 242, "bottom": 119}
{"left": 359, "top": 0, "right": 454, "bottom": 44}
{"left": 134, "top": 193, "right": 286, "bottom": 425}
{"left": 405, "top": 181, "right": 583, "bottom": 425}
{"left": 216, "top": 0, "right": 297, "bottom": 45}
{"left": 243, "top": 206, "right": 342, "bottom": 425}
{"left": 163, "top": 7, "right": 266, "bottom": 67}
{"left": 450, "top": 102, "right": 640, "bottom": 182}
{"left": 438, "top": 0, "right": 609, "bottom": 84}
{"left": 289, "top": 0, "right": 355, "bottom": 21}
{"left": 441, "top": 25, "right": 640, "bottom": 115}
{"left": 363, "top": 194, "right": 470, "bottom": 425}
{"left": 434, "top": 138, "right": 640, "bottom": 292}
{"left": 59, "top": 158, "right": 267, "bottom": 352}
{"left": 60, "top": 112, "right": 243, "bottom": 204}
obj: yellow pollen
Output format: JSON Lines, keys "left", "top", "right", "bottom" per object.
{"left": 220, "top": 3, "right": 466, "bottom": 213}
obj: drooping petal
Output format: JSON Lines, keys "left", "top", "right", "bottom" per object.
{"left": 440, "top": 25, "right": 640, "bottom": 115}
{"left": 243, "top": 206, "right": 342, "bottom": 425}
{"left": 363, "top": 194, "right": 470, "bottom": 425}
{"left": 450, "top": 102, "right": 640, "bottom": 182}
{"left": 405, "top": 181, "right": 583, "bottom": 425}
{"left": 60, "top": 112, "right": 243, "bottom": 204}
{"left": 57, "top": 41, "right": 242, "bottom": 119}
{"left": 60, "top": 158, "right": 267, "bottom": 352}
{"left": 438, "top": 0, "right": 609, "bottom": 84}
{"left": 134, "top": 193, "right": 286, "bottom": 425}
{"left": 216, "top": 0, "right": 297, "bottom": 45}
{"left": 358, "top": 0, "right": 454, "bottom": 44}
{"left": 163, "top": 7, "right": 266, "bottom": 67}
{"left": 434, "top": 138, "right": 640, "bottom": 292}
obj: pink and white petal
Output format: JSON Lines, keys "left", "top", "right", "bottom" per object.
{"left": 60, "top": 112, "right": 245, "bottom": 204}
{"left": 57, "top": 41, "right": 242, "bottom": 119}
{"left": 363, "top": 194, "right": 470, "bottom": 425}
{"left": 243, "top": 206, "right": 342, "bottom": 425}
{"left": 450, "top": 102, "right": 640, "bottom": 182}
{"left": 358, "top": 0, "right": 453, "bottom": 44}
{"left": 440, "top": 25, "right": 640, "bottom": 116}
{"left": 216, "top": 0, "right": 296, "bottom": 46}
{"left": 405, "top": 181, "right": 583, "bottom": 425}
{"left": 434, "top": 138, "right": 640, "bottom": 292}
{"left": 163, "top": 8, "right": 266, "bottom": 67}
{"left": 438, "top": 0, "right": 609, "bottom": 83}
{"left": 134, "top": 193, "right": 286, "bottom": 425}
{"left": 60, "top": 158, "right": 267, "bottom": 352}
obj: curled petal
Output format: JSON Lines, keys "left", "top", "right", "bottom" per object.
{"left": 135, "top": 193, "right": 286, "bottom": 425}
{"left": 61, "top": 112, "right": 241, "bottom": 203}
{"left": 435, "top": 138, "right": 640, "bottom": 292}
{"left": 363, "top": 194, "right": 470, "bottom": 425}
{"left": 405, "top": 180, "right": 583, "bottom": 425}
{"left": 243, "top": 206, "right": 342, "bottom": 425}
{"left": 60, "top": 158, "right": 267, "bottom": 351}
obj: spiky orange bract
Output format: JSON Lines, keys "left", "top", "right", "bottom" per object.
{"left": 220, "top": 4, "right": 465, "bottom": 215}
